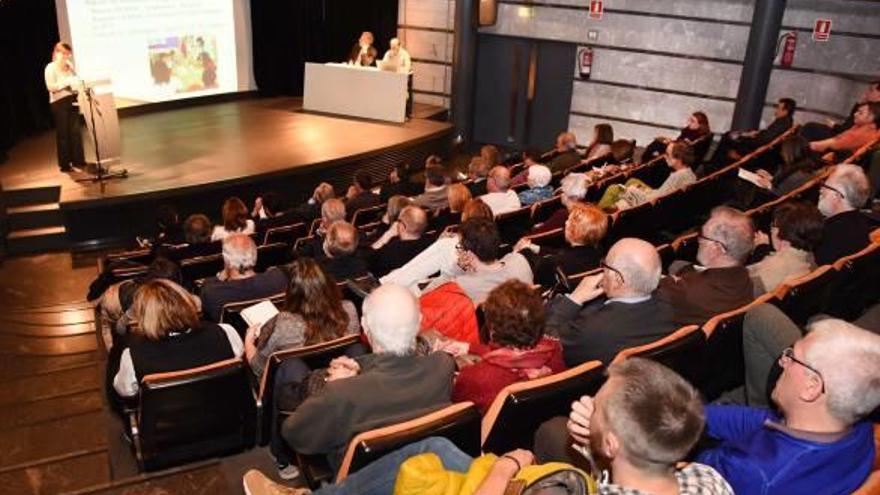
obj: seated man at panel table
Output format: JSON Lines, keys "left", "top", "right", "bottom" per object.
{"left": 479, "top": 166, "right": 521, "bottom": 216}
{"left": 545, "top": 237, "right": 679, "bottom": 366}
{"left": 200, "top": 234, "right": 288, "bottom": 322}
{"left": 317, "top": 221, "right": 370, "bottom": 281}
{"left": 697, "top": 319, "right": 880, "bottom": 495}
{"left": 658, "top": 206, "right": 754, "bottom": 325}
{"left": 380, "top": 37, "right": 411, "bottom": 74}
{"left": 815, "top": 163, "right": 874, "bottom": 265}
{"left": 280, "top": 283, "right": 455, "bottom": 464}
{"left": 348, "top": 31, "right": 377, "bottom": 67}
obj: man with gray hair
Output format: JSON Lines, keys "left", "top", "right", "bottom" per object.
{"left": 479, "top": 166, "right": 521, "bottom": 215}
{"left": 280, "top": 283, "right": 455, "bottom": 461}
{"left": 200, "top": 234, "right": 288, "bottom": 321}
{"left": 658, "top": 206, "right": 755, "bottom": 325}
{"left": 546, "top": 237, "right": 679, "bottom": 365}
{"left": 815, "top": 163, "right": 874, "bottom": 265}
{"left": 697, "top": 319, "right": 880, "bottom": 494}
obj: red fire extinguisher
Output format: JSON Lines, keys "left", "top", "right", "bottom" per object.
{"left": 578, "top": 46, "right": 593, "bottom": 79}
{"left": 779, "top": 31, "right": 797, "bottom": 68}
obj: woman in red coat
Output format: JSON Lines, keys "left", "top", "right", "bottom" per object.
{"left": 452, "top": 280, "right": 565, "bottom": 414}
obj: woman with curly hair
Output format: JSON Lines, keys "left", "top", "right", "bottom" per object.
{"left": 452, "top": 280, "right": 565, "bottom": 414}
{"left": 244, "top": 258, "right": 360, "bottom": 378}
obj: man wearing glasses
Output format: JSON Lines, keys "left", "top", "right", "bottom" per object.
{"left": 815, "top": 164, "right": 873, "bottom": 265}
{"left": 696, "top": 319, "right": 880, "bottom": 494}
{"left": 544, "top": 237, "right": 678, "bottom": 366}
{"left": 658, "top": 206, "right": 755, "bottom": 325}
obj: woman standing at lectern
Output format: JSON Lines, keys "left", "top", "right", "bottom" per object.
{"left": 44, "top": 42, "right": 85, "bottom": 173}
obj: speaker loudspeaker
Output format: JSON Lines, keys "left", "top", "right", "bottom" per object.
{"left": 478, "top": 0, "right": 498, "bottom": 27}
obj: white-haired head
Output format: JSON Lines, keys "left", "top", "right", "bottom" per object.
{"left": 805, "top": 319, "right": 880, "bottom": 424}
{"left": 361, "top": 284, "right": 422, "bottom": 356}
{"left": 222, "top": 234, "right": 257, "bottom": 273}
{"left": 527, "top": 165, "right": 552, "bottom": 189}
{"left": 560, "top": 173, "right": 588, "bottom": 204}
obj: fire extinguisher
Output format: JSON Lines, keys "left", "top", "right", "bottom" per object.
{"left": 578, "top": 46, "right": 593, "bottom": 79}
{"left": 778, "top": 31, "right": 797, "bottom": 68}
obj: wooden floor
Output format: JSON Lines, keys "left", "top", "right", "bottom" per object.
{"left": 0, "top": 97, "right": 451, "bottom": 206}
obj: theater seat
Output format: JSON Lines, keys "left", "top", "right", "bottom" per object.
{"left": 351, "top": 204, "right": 386, "bottom": 227}
{"left": 180, "top": 252, "right": 224, "bottom": 284}
{"left": 830, "top": 242, "right": 880, "bottom": 321}
{"left": 770, "top": 265, "right": 838, "bottom": 326}
{"left": 332, "top": 402, "right": 482, "bottom": 484}
{"left": 129, "top": 358, "right": 256, "bottom": 471}
{"left": 262, "top": 222, "right": 307, "bottom": 246}
{"left": 254, "top": 334, "right": 363, "bottom": 446}
{"left": 255, "top": 242, "right": 292, "bottom": 272}
{"left": 531, "top": 195, "right": 562, "bottom": 225}
{"left": 610, "top": 325, "right": 704, "bottom": 386}
{"left": 481, "top": 360, "right": 605, "bottom": 455}
{"left": 495, "top": 205, "right": 533, "bottom": 246}
{"left": 699, "top": 294, "right": 775, "bottom": 401}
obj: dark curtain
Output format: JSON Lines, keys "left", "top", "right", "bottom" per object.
{"left": 250, "top": 0, "right": 399, "bottom": 96}
{"left": 0, "top": 0, "right": 59, "bottom": 161}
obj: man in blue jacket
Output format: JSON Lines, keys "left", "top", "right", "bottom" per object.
{"left": 697, "top": 319, "right": 880, "bottom": 495}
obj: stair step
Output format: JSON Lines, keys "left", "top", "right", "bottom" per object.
{"left": 2, "top": 186, "right": 61, "bottom": 208}
{"left": 7, "top": 203, "right": 63, "bottom": 230}
{"left": 6, "top": 226, "right": 69, "bottom": 255}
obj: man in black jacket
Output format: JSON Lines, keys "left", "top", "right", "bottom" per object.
{"left": 545, "top": 237, "right": 678, "bottom": 366}
{"left": 815, "top": 164, "right": 874, "bottom": 265}
{"left": 709, "top": 98, "right": 796, "bottom": 171}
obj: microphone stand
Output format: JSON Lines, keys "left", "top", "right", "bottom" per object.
{"left": 75, "top": 79, "right": 127, "bottom": 187}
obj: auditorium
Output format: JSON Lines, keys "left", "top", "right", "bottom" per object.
{"left": 1, "top": 0, "right": 880, "bottom": 493}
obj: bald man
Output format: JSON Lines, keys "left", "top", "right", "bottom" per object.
{"left": 280, "top": 283, "right": 454, "bottom": 458}
{"left": 368, "top": 206, "right": 433, "bottom": 277}
{"left": 318, "top": 221, "right": 369, "bottom": 281}
{"left": 545, "top": 237, "right": 679, "bottom": 366}
{"left": 381, "top": 37, "right": 411, "bottom": 74}
{"left": 479, "top": 166, "right": 521, "bottom": 215}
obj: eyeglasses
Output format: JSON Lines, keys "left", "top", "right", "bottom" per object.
{"left": 697, "top": 233, "right": 727, "bottom": 252}
{"left": 779, "top": 347, "right": 826, "bottom": 394}
{"left": 600, "top": 259, "right": 624, "bottom": 283}
{"left": 820, "top": 183, "right": 845, "bottom": 199}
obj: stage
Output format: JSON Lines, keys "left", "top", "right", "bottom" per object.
{"left": 1, "top": 96, "right": 453, "bottom": 250}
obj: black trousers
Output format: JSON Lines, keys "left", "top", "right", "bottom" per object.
{"left": 50, "top": 94, "right": 85, "bottom": 171}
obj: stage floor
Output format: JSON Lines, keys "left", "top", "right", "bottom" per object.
{"left": 1, "top": 97, "right": 451, "bottom": 206}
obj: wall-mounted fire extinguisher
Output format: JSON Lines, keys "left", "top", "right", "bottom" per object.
{"left": 778, "top": 31, "right": 797, "bottom": 68}
{"left": 578, "top": 46, "right": 593, "bottom": 79}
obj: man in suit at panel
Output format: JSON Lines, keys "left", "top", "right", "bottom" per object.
{"left": 545, "top": 237, "right": 679, "bottom": 366}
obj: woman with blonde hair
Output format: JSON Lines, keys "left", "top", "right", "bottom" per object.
{"left": 515, "top": 203, "right": 607, "bottom": 286}
{"left": 432, "top": 183, "right": 472, "bottom": 230}
{"left": 211, "top": 196, "right": 255, "bottom": 241}
{"left": 112, "top": 279, "right": 242, "bottom": 399}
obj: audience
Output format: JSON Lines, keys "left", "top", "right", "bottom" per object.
{"left": 480, "top": 166, "right": 522, "bottom": 215}
{"left": 298, "top": 197, "right": 346, "bottom": 258}
{"left": 368, "top": 205, "right": 432, "bottom": 277}
{"left": 413, "top": 164, "right": 449, "bottom": 211}
{"left": 748, "top": 201, "right": 823, "bottom": 296}
{"left": 317, "top": 221, "right": 369, "bottom": 281}
{"left": 200, "top": 234, "right": 288, "bottom": 321}
{"left": 452, "top": 280, "right": 564, "bottom": 414}
{"left": 658, "top": 206, "right": 754, "bottom": 325}
{"left": 815, "top": 164, "right": 873, "bottom": 265}
{"left": 711, "top": 97, "right": 796, "bottom": 167}
{"left": 531, "top": 172, "right": 588, "bottom": 234}
{"left": 380, "top": 163, "right": 419, "bottom": 203}
{"left": 517, "top": 164, "right": 553, "bottom": 206}
{"left": 422, "top": 217, "right": 532, "bottom": 304}
{"left": 584, "top": 123, "right": 614, "bottom": 162}
{"left": 642, "top": 111, "right": 712, "bottom": 163}
{"left": 344, "top": 170, "right": 381, "bottom": 214}
{"left": 697, "top": 319, "right": 880, "bottom": 494}
{"left": 545, "top": 237, "right": 678, "bottom": 366}
{"left": 809, "top": 101, "right": 880, "bottom": 157}
{"left": 515, "top": 203, "right": 607, "bottom": 287}
{"left": 546, "top": 131, "right": 581, "bottom": 173}
{"left": 381, "top": 199, "right": 493, "bottom": 292}
{"left": 534, "top": 359, "right": 733, "bottom": 494}
{"left": 432, "top": 182, "right": 471, "bottom": 230}
{"left": 598, "top": 141, "right": 697, "bottom": 211}
{"left": 162, "top": 213, "right": 215, "bottom": 261}
{"left": 113, "top": 279, "right": 242, "bottom": 399}
{"left": 279, "top": 284, "right": 455, "bottom": 461}
{"left": 244, "top": 258, "right": 360, "bottom": 379}
{"left": 292, "top": 182, "right": 334, "bottom": 223}
{"left": 801, "top": 80, "right": 880, "bottom": 142}
{"left": 211, "top": 196, "right": 255, "bottom": 241}
{"left": 465, "top": 156, "right": 490, "bottom": 197}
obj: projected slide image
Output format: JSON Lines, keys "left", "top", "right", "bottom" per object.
{"left": 149, "top": 35, "right": 218, "bottom": 94}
